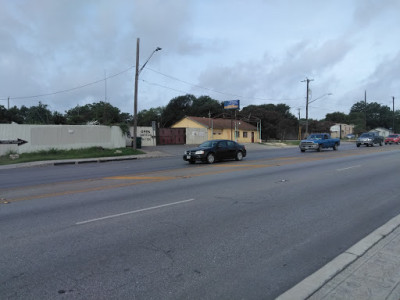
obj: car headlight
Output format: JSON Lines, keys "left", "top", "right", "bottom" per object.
{"left": 195, "top": 150, "right": 205, "bottom": 155}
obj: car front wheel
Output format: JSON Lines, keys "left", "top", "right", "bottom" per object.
{"left": 206, "top": 153, "right": 215, "bottom": 164}
{"left": 333, "top": 143, "right": 338, "bottom": 150}
{"left": 235, "top": 151, "right": 243, "bottom": 161}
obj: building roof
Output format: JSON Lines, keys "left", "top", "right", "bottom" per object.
{"left": 186, "top": 116, "right": 257, "bottom": 131}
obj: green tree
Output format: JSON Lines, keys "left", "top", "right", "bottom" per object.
{"left": 65, "top": 101, "right": 123, "bottom": 125}
{"left": 138, "top": 107, "right": 164, "bottom": 126}
{"left": 240, "top": 104, "right": 297, "bottom": 140}
{"left": 161, "top": 94, "right": 196, "bottom": 127}
{"left": 325, "top": 112, "right": 349, "bottom": 124}
{"left": 52, "top": 112, "right": 67, "bottom": 124}
{"left": 188, "top": 96, "right": 224, "bottom": 117}
{"left": 6, "top": 106, "right": 25, "bottom": 124}
{"left": 65, "top": 105, "right": 92, "bottom": 124}
{"left": 350, "top": 101, "right": 392, "bottom": 130}
{"left": 24, "top": 102, "right": 53, "bottom": 124}
{"left": 0, "top": 105, "right": 8, "bottom": 123}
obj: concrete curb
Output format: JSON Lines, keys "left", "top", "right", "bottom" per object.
{"left": 276, "top": 214, "right": 400, "bottom": 300}
{"left": 0, "top": 151, "right": 172, "bottom": 170}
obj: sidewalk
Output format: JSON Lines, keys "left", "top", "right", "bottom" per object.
{"left": 277, "top": 214, "right": 400, "bottom": 300}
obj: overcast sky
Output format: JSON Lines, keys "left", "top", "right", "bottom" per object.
{"left": 1, "top": 0, "right": 399, "bottom": 120}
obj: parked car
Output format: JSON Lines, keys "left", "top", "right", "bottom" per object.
{"left": 183, "top": 139, "right": 246, "bottom": 164}
{"left": 346, "top": 134, "right": 355, "bottom": 139}
{"left": 356, "top": 132, "right": 384, "bottom": 147}
{"left": 384, "top": 134, "right": 400, "bottom": 145}
{"left": 299, "top": 133, "right": 340, "bottom": 152}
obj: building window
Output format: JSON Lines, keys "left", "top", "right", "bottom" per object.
{"left": 243, "top": 132, "right": 248, "bottom": 138}
{"left": 235, "top": 131, "right": 240, "bottom": 138}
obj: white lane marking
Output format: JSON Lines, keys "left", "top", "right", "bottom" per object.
{"left": 337, "top": 165, "right": 361, "bottom": 171}
{"left": 76, "top": 198, "right": 195, "bottom": 225}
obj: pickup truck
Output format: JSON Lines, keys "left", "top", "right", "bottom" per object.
{"left": 356, "top": 132, "right": 384, "bottom": 147}
{"left": 299, "top": 133, "right": 340, "bottom": 152}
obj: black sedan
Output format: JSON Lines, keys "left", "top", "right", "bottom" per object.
{"left": 183, "top": 139, "right": 246, "bottom": 164}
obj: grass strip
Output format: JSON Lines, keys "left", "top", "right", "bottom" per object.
{"left": 0, "top": 147, "right": 144, "bottom": 165}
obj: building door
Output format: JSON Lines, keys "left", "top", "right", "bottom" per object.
{"left": 251, "top": 132, "right": 254, "bottom": 143}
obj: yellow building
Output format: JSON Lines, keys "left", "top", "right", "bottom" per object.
{"left": 171, "top": 116, "right": 259, "bottom": 143}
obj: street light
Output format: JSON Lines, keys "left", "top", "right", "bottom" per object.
{"left": 133, "top": 39, "right": 162, "bottom": 149}
{"left": 305, "top": 92, "right": 332, "bottom": 137}
{"left": 309, "top": 93, "right": 333, "bottom": 104}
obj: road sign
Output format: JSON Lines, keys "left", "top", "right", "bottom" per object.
{"left": 0, "top": 139, "right": 28, "bottom": 146}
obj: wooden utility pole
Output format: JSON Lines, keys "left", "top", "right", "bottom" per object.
{"left": 364, "top": 90, "right": 367, "bottom": 131}
{"left": 393, "top": 96, "right": 395, "bottom": 133}
{"left": 133, "top": 38, "right": 140, "bottom": 149}
{"left": 301, "top": 78, "right": 313, "bottom": 137}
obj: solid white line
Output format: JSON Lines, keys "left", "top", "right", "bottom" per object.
{"left": 76, "top": 198, "right": 195, "bottom": 225}
{"left": 337, "top": 165, "right": 361, "bottom": 171}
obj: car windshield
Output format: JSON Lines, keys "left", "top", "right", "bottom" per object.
{"left": 307, "top": 134, "right": 323, "bottom": 140}
{"left": 388, "top": 135, "right": 397, "bottom": 138}
{"left": 360, "top": 133, "right": 373, "bottom": 137}
{"left": 199, "top": 141, "right": 217, "bottom": 148}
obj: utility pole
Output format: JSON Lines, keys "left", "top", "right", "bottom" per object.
{"left": 301, "top": 78, "right": 313, "bottom": 137}
{"left": 132, "top": 40, "right": 162, "bottom": 149}
{"left": 393, "top": 96, "right": 395, "bottom": 133}
{"left": 104, "top": 70, "right": 107, "bottom": 102}
{"left": 364, "top": 90, "right": 367, "bottom": 131}
{"left": 133, "top": 38, "right": 140, "bottom": 150}
{"left": 297, "top": 108, "right": 301, "bottom": 140}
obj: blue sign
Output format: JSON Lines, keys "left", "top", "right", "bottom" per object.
{"left": 224, "top": 100, "right": 240, "bottom": 110}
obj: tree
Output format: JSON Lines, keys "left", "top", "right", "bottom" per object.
{"left": 65, "top": 105, "right": 92, "bottom": 124}
{"left": 188, "top": 96, "right": 224, "bottom": 117}
{"left": 350, "top": 101, "right": 392, "bottom": 130}
{"left": 52, "top": 112, "right": 67, "bottom": 124}
{"left": 0, "top": 105, "right": 8, "bottom": 123}
{"left": 65, "top": 101, "right": 123, "bottom": 125}
{"left": 325, "top": 112, "right": 349, "bottom": 124}
{"left": 138, "top": 107, "right": 164, "bottom": 126}
{"left": 24, "top": 102, "right": 53, "bottom": 124}
{"left": 240, "top": 104, "right": 297, "bottom": 140}
{"left": 161, "top": 94, "right": 196, "bottom": 127}
{"left": 307, "top": 120, "right": 335, "bottom": 133}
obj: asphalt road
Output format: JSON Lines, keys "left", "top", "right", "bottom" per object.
{"left": 1, "top": 144, "right": 400, "bottom": 299}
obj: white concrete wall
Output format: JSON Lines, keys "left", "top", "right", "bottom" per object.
{"left": 0, "top": 124, "right": 126, "bottom": 156}
{"left": 126, "top": 126, "right": 156, "bottom": 147}
{"left": 186, "top": 128, "right": 208, "bottom": 145}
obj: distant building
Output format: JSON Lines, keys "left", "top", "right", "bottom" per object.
{"left": 330, "top": 124, "right": 355, "bottom": 138}
{"left": 171, "top": 116, "right": 259, "bottom": 144}
{"left": 371, "top": 127, "right": 390, "bottom": 138}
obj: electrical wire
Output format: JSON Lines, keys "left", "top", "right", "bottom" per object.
{"left": 0, "top": 65, "right": 135, "bottom": 101}
{"left": 145, "top": 67, "right": 302, "bottom": 102}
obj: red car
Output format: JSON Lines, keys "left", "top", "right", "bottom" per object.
{"left": 384, "top": 134, "right": 400, "bottom": 145}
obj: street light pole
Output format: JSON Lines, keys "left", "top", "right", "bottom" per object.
{"left": 133, "top": 38, "right": 162, "bottom": 149}
{"left": 133, "top": 38, "right": 140, "bottom": 150}
{"left": 301, "top": 78, "right": 313, "bottom": 137}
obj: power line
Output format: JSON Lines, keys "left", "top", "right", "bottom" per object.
{"left": 0, "top": 65, "right": 136, "bottom": 101}
{"left": 1, "top": 63, "right": 302, "bottom": 105}
{"left": 145, "top": 67, "right": 301, "bottom": 102}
